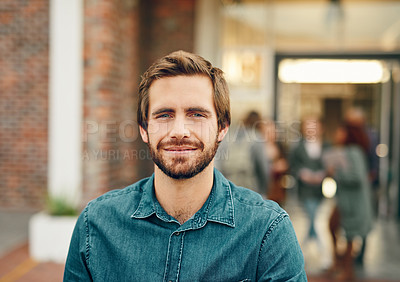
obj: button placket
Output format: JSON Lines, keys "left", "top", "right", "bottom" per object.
{"left": 164, "top": 231, "right": 185, "bottom": 282}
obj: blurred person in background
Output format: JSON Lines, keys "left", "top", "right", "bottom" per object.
{"left": 345, "top": 107, "right": 379, "bottom": 189}
{"left": 289, "top": 117, "right": 327, "bottom": 264}
{"left": 260, "top": 120, "right": 288, "bottom": 206}
{"left": 216, "top": 110, "right": 270, "bottom": 197}
{"left": 64, "top": 51, "right": 306, "bottom": 281}
{"left": 345, "top": 106, "right": 379, "bottom": 265}
{"left": 323, "top": 122, "right": 373, "bottom": 281}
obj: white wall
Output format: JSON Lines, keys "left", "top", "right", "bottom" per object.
{"left": 194, "top": 0, "right": 221, "bottom": 66}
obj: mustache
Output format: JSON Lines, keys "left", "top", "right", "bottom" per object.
{"left": 157, "top": 139, "right": 205, "bottom": 151}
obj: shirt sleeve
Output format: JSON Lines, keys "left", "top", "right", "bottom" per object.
{"left": 257, "top": 214, "right": 307, "bottom": 281}
{"left": 63, "top": 206, "right": 93, "bottom": 282}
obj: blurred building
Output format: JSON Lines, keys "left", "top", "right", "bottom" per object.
{"left": 0, "top": 0, "right": 399, "bottom": 220}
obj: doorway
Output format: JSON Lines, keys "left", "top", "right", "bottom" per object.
{"left": 275, "top": 54, "right": 400, "bottom": 219}
{"left": 323, "top": 98, "right": 343, "bottom": 143}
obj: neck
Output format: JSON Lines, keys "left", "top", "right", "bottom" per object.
{"left": 154, "top": 162, "right": 215, "bottom": 224}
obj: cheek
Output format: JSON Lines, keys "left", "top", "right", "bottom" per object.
{"left": 194, "top": 121, "right": 219, "bottom": 143}
{"left": 147, "top": 122, "right": 169, "bottom": 139}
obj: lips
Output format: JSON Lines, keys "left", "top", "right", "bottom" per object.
{"left": 164, "top": 146, "right": 197, "bottom": 152}
{"left": 157, "top": 140, "right": 204, "bottom": 152}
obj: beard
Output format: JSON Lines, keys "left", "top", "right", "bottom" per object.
{"left": 147, "top": 135, "right": 219, "bottom": 180}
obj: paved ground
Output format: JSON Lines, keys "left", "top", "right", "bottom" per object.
{"left": 1, "top": 197, "right": 399, "bottom": 281}
{"left": 0, "top": 211, "right": 32, "bottom": 258}
{"left": 0, "top": 243, "right": 64, "bottom": 282}
{"left": 286, "top": 197, "right": 400, "bottom": 281}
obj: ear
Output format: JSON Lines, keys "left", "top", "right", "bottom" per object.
{"left": 139, "top": 126, "right": 149, "bottom": 143}
{"left": 217, "top": 125, "right": 229, "bottom": 143}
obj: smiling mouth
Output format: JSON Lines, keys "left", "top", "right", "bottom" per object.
{"left": 164, "top": 146, "right": 198, "bottom": 152}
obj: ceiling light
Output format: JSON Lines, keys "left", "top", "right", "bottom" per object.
{"left": 279, "top": 59, "right": 387, "bottom": 84}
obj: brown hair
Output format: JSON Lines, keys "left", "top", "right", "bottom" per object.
{"left": 137, "top": 50, "right": 231, "bottom": 131}
{"left": 243, "top": 111, "right": 262, "bottom": 128}
{"left": 344, "top": 123, "right": 370, "bottom": 155}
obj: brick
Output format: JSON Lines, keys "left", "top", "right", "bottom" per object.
{"left": 0, "top": 0, "right": 49, "bottom": 211}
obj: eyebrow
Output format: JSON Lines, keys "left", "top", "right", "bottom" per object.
{"left": 151, "top": 108, "right": 174, "bottom": 116}
{"left": 151, "top": 107, "right": 213, "bottom": 116}
{"left": 186, "top": 107, "right": 212, "bottom": 115}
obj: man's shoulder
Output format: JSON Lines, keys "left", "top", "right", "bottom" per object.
{"left": 226, "top": 182, "right": 291, "bottom": 238}
{"left": 290, "top": 140, "right": 305, "bottom": 152}
{"left": 86, "top": 176, "right": 151, "bottom": 212}
{"left": 214, "top": 169, "right": 284, "bottom": 216}
{"left": 229, "top": 181, "right": 286, "bottom": 217}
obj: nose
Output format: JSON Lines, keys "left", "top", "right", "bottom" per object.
{"left": 169, "top": 116, "right": 191, "bottom": 140}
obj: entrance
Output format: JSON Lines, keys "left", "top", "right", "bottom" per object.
{"left": 274, "top": 54, "right": 400, "bottom": 219}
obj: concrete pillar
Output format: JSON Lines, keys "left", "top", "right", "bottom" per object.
{"left": 48, "top": 0, "right": 84, "bottom": 206}
{"left": 194, "top": 0, "right": 221, "bottom": 65}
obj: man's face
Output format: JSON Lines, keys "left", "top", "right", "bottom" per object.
{"left": 139, "top": 75, "right": 228, "bottom": 179}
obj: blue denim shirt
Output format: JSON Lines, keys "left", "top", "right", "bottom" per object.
{"left": 64, "top": 169, "right": 307, "bottom": 281}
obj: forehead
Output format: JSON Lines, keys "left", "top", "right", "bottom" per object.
{"left": 148, "top": 75, "right": 214, "bottom": 110}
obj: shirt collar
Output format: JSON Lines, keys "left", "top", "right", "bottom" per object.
{"left": 131, "top": 174, "right": 157, "bottom": 219}
{"left": 131, "top": 168, "right": 235, "bottom": 228}
{"left": 205, "top": 168, "right": 235, "bottom": 228}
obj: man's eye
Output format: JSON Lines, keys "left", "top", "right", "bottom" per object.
{"left": 191, "top": 113, "right": 205, "bottom": 118}
{"left": 157, "top": 114, "right": 172, "bottom": 119}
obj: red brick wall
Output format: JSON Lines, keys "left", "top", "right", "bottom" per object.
{"left": 0, "top": 1, "right": 49, "bottom": 210}
{"left": 138, "top": 0, "right": 196, "bottom": 72}
{"left": 82, "top": 0, "right": 139, "bottom": 203}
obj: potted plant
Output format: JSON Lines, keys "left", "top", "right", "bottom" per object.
{"left": 29, "top": 194, "right": 79, "bottom": 263}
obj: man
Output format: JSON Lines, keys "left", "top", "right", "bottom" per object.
{"left": 288, "top": 117, "right": 328, "bottom": 269}
{"left": 64, "top": 51, "right": 307, "bottom": 281}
